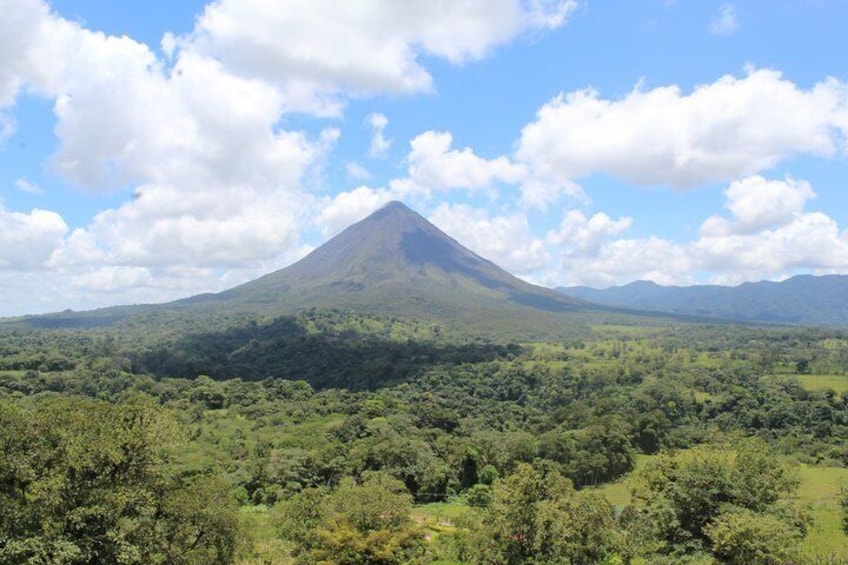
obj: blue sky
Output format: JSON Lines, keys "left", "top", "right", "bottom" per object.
{"left": 1, "top": 0, "right": 847, "bottom": 316}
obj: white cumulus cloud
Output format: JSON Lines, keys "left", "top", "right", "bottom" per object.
{"left": 315, "top": 186, "right": 397, "bottom": 238}
{"left": 517, "top": 69, "right": 848, "bottom": 189}
{"left": 184, "top": 0, "right": 577, "bottom": 115}
{"left": 692, "top": 176, "right": 848, "bottom": 278}
{"left": 550, "top": 236, "right": 693, "bottom": 288}
{"left": 544, "top": 176, "right": 848, "bottom": 288}
{"left": 700, "top": 175, "right": 815, "bottom": 237}
{"left": 0, "top": 0, "right": 580, "bottom": 314}
{"left": 539, "top": 210, "right": 690, "bottom": 288}
{"left": 0, "top": 0, "right": 338, "bottom": 282}
{"left": 0, "top": 205, "right": 67, "bottom": 269}
{"left": 393, "top": 131, "right": 527, "bottom": 198}
{"left": 428, "top": 203, "right": 549, "bottom": 275}
{"left": 547, "top": 210, "right": 633, "bottom": 256}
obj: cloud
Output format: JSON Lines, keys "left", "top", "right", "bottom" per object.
{"left": 694, "top": 212, "right": 848, "bottom": 280}
{"left": 0, "top": 263, "right": 242, "bottom": 316}
{"left": 0, "top": 271, "right": 86, "bottom": 316}
{"left": 393, "top": 131, "right": 527, "bottom": 198}
{"left": 15, "top": 179, "right": 42, "bottom": 194}
{"left": 58, "top": 179, "right": 318, "bottom": 269}
{"left": 185, "top": 0, "right": 577, "bottom": 113}
{"left": 0, "top": 0, "right": 339, "bottom": 280}
{"left": 0, "top": 0, "right": 45, "bottom": 108}
{"left": 549, "top": 236, "right": 693, "bottom": 288}
{"left": 366, "top": 112, "right": 391, "bottom": 158}
{"left": 547, "top": 210, "right": 633, "bottom": 256}
{"left": 518, "top": 177, "right": 585, "bottom": 210}
{"left": 0, "top": 0, "right": 579, "bottom": 314}
{"left": 710, "top": 3, "right": 739, "bottom": 36}
{"left": 516, "top": 69, "right": 848, "bottom": 189}
{"left": 700, "top": 175, "right": 815, "bottom": 236}
{"left": 315, "top": 186, "right": 396, "bottom": 237}
{"left": 544, "top": 176, "right": 848, "bottom": 288}
{"left": 428, "top": 203, "right": 549, "bottom": 275}
{"left": 345, "top": 161, "right": 371, "bottom": 181}
{"left": 48, "top": 46, "right": 308, "bottom": 192}
{"left": 4, "top": 0, "right": 848, "bottom": 313}
{"left": 0, "top": 0, "right": 51, "bottom": 140}
{"left": 692, "top": 177, "right": 848, "bottom": 278}
{"left": 0, "top": 112, "right": 13, "bottom": 141}
{"left": 389, "top": 129, "right": 582, "bottom": 210}
{"left": 539, "top": 210, "right": 690, "bottom": 288}
{"left": 0, "top": 204, "right": 67, "bottom": 269}
{"left": 70, "top": 265, "right": 155, "bottom": 293}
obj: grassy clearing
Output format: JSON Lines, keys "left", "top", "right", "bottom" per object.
{"left": 411, "top": 498, "right": 472, "bottom": 529}
{"left": 796, "top": 374, "right": 848, "bottom": 394}
{"left": 797, "top": 465, "right": 848, "bottom": 561}
{"left": 238, "top": 505, "right": 293, "bottom": 565}
{"left": 593, "top": 453, "right": 653, "bottom": 507}
{"left": 762, "top": 373, "right": 848, "bottom": 395}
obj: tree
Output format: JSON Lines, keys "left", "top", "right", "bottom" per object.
{"left": 466, "top": 484, "right": 493, "bottom": 507}
{"left": 0, "top": 396, "right": 242, "bottom": 564}
{"left": 472, "top": 462, "right": 621, "bottom": 565}
{"left": 630, "top": 436, "right": 805, "bottom": 556}
{"left": 145, "top": 476, "right": 241, "bottom": 565}
{"left": 275, "top": 472, "right": 425, "bottom": 565}
{"left": 841, "top": 486, "right": 848, "bottom": 536}
{"left": 705, "top": 508, "right": 802, "bottom": 565}
{"left": 538, "top": 416, "right": 635, "bottom": 486}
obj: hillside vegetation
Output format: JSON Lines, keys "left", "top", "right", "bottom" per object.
{"left": 2, "top": 311, "right": 848, "bottom": 563}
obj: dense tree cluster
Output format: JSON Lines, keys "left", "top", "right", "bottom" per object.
{"left": 275, "top": 472, "right": 425, "bottom": 564}
{"left": 0, "top": 396, "right": 241, "bottom": 564}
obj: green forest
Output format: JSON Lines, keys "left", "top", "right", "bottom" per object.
{"left": 3, "top": 310, "right": 848, "bottom": 564}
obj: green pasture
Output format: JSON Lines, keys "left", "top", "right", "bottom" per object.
{"left": 763, "top": 373, "right": 848, "bottom": 394}
{"left": 797, "top": 465, "right": 848, "bottom": 561}
{"left": 797, "top": 374, "right": 848, "bottom": 395}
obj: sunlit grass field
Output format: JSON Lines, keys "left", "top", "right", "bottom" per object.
{"left": 797, "top": 465, "right": 848, "bottom": 561}
{"left": 762, "top": 372, "right": 848, "bottom": 395}
{"left": 796, "top": 374, "right": 848, "bottom": 395}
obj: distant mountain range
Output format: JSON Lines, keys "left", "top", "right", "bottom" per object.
{"left": 557, "top": 275, "right": 848, "bottom": 327}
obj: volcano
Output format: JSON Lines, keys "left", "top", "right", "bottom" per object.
{"left": 184, "top": 202, "right": 591, "bottom": 326}
{"left": 17, "top": 202, "right": 650, "bottom": 337}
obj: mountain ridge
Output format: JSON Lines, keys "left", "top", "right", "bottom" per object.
{"left": 557, "top": 274, "right": 848, "bottom": 327}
